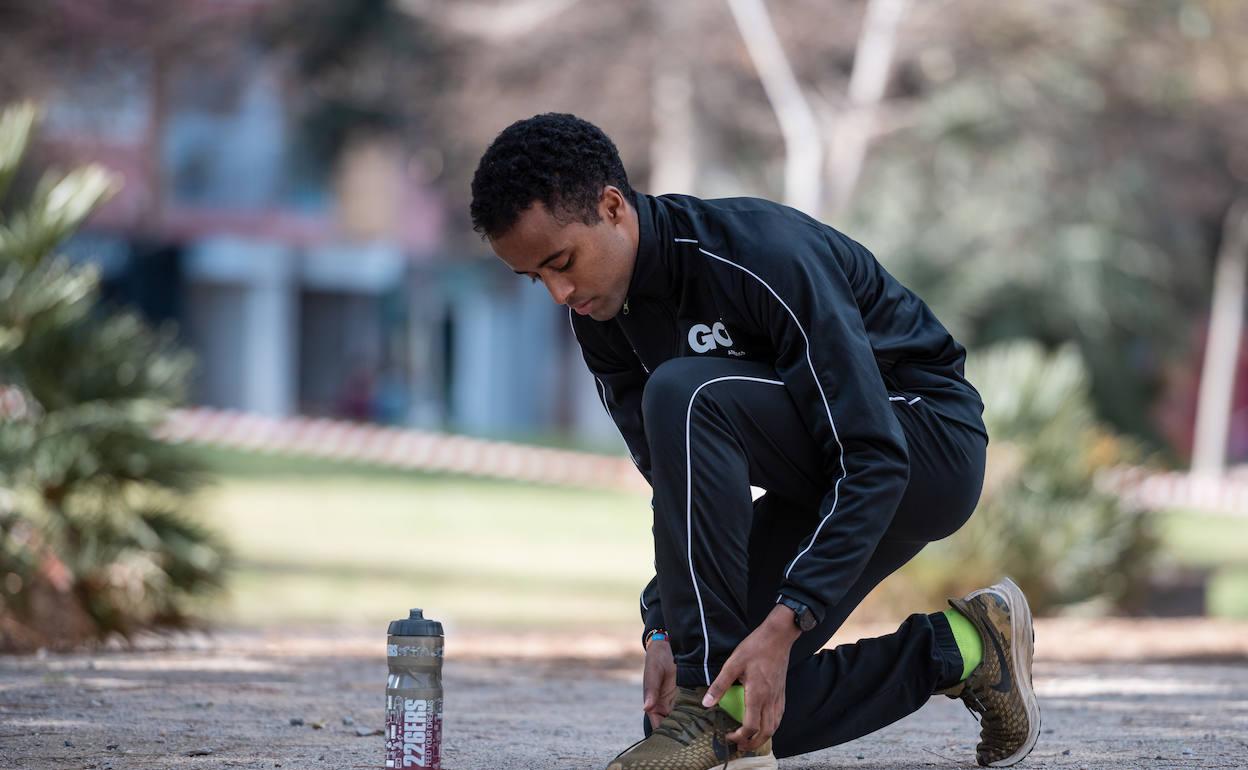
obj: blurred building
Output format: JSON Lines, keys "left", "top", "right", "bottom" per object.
{"left": 36, "top": 38, "right": 616, "bottom": 447}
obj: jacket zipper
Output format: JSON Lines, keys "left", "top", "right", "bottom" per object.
{"left": 621, "top": 297, "right": 650, "bottom": 373}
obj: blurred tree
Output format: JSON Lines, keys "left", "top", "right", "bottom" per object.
{"left": 850, "top": 0, "right": 1248, "bottom": 449}
{"left": 380, "top": 0, "right": 1248, "bottom": 458}
{"left": 0, "top": 103, "right": 227, "bottom": 651}
{"left": 262, "top": 0, "right": 447, "bottom": 194}
{"left": 4, "top": 0, "right": 1244, "bottom": 456}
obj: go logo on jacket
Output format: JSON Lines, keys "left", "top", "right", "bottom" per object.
{"left": 688, "top": 321, "right": 734, "bottom": 353}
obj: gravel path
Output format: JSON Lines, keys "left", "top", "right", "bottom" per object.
{"left": 1, "top": 624, "right": 1246, "bottom": 769}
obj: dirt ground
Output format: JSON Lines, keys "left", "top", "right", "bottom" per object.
{"left": 2, "top": 619, "right": 1247, "bottom": 770}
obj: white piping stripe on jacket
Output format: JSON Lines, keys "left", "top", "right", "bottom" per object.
{"left": 594, "top": 377, "right": 609, "bottom": 411}
{"left": 680, "top": 241, "right": 850, "bottom": 584}
{"left": 685, "top": 374, "right": 785, "bottom": 684}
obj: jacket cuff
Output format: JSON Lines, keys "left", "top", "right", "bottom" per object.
{"left": 641, "top": 603, "right": 665, "bottom": 650}
{"left": 776, "top": 585, "right": 827, "bottom": 627}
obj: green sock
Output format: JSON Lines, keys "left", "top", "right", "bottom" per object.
{"left": 718, "top": 684, "right": 746, "bottom": 723}
{"left": 942, "top": 608, "right": 983, "bottom": 681}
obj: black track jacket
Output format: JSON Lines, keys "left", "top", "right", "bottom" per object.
{"left": 569, "top": 191, "right": 986, "bottom": 639}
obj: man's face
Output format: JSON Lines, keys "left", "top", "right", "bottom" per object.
{"left": 489, "top": 186, "right": 637, "bottom": 322}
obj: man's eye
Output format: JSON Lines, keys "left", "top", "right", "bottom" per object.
{"left": 528, "top": 274, "right": 540, "bottom": 284}
{"left": 554, "top": 257, "right": 572, "bottom": 272}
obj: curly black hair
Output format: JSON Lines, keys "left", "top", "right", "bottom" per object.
{"left": 469, "top": 113, "right": 633, "bottom": 240}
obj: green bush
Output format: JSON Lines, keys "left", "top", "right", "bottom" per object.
{"left": 0, "top": 103, "right": 228, "bottom": 650}
{"left": 905, "top": 341, "right": 1158, "bottom": 614}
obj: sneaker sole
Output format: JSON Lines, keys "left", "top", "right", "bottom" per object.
{"left": 969, "top": 577, "right": 1041, "bottom": 767}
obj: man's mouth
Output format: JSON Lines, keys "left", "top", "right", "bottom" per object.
{"left": 571, "top": 298, "right": 594, "bottom": 314}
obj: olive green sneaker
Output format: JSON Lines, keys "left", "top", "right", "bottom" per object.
{"left": 942, "top": 577, "right": 1041, "bottom": 767}
{"left": 606, "top": 686, "right": 777, "bottom": 770}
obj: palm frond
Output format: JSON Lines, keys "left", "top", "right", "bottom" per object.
{"left": 0, "top": 166, "right": 120, "bottom": 268}
{"left": 0, "top": 102, "right": 38, "bottom": 211}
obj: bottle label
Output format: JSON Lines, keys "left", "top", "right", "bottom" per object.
{"left": 387, "top": 643, "right": 444, "bottom": 658}
{"left": 385, "top": 695, "right": 443, "bottom": 769}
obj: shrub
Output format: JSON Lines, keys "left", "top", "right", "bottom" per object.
{"left": 904, "top": 341, "right": 1157, "bottom": 614}
{"left": 0, "top": 103, "right": 228, "bottom": 651}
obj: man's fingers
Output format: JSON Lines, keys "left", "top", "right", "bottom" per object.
{"left": 733, "top": 711, "right": 757, "bottom": 749}
{"left": 702, "top": 677, "right": 727, "bottom": 707}
{"left": 751, "top": 696, "right": 784, "bottom": 751}
{"left": 726, "top": 720, "right": 760, "bottom": 747}
{"left": 739, "top": 724, "right": 768, "bottom": 752}
{"left": 730, "top": 699, "right": 762, "bottom": 747}
{"left": 702, "top": 662, "right": 741, "bottom": 707}
{"left": 729, "top": 695, "right": 779, "bottom": 751}
{"left": 750, "top": 704, "right": 777, "bottom": 752}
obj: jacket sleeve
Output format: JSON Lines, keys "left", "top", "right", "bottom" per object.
{"left": 700, "top": 226, "right": 910, "bottom": 624}
{"left": 568, "top": 310, "right": 665, "bottom": 644}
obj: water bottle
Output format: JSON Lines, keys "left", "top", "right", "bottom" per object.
{"left": 385, "top": 608, "right": 444, "bottom": 769}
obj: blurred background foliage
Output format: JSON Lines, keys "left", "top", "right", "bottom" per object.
{"left": 0, "top": 0, "right": 1245, "bottom": 641}
{"left": 0, "top": 0, "right": 1242, "bottom": 451}
{"left": 907, "top": 342, "right": 1156, "bottom": 614}
{"left": 0, "top": 104, "right": 227, "bottom": 651}
{"left": 855, "top": 0, "right": 1244, "bottom": 447}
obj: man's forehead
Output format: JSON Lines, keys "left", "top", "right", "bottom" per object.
{"left": 492, "top": 203, "right": 571, "bottom": 266}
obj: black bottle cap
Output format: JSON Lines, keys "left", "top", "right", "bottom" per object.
{"left": 388, "top": 608, "right": 444, "bottom": 637}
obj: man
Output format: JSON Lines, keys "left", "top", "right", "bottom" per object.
{"left": 469, "top": 113, "right": 1040, "bottom": 769}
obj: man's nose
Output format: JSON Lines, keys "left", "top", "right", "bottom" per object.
{"left": 544, "top": 273, "right": 575, "bottom": 305}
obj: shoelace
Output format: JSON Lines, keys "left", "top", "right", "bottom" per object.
{"left": 961, "top": 686, "right": 988, "bottom": 723}
{"left": 651, "top": 701, "right": 736, "bottom": 769}
{"left": 961, "top": 683, "right": 1010, "bottom": 744}
{"left": 652, "top": 701, "right": 716, "bottom": 745}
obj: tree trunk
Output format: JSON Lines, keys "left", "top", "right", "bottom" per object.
{"left": 648, "top": 0, "right": 696, "bottom": 195}
{"left": 1192, "top": 198, "right": 1248, "bottom": 476}
{"left": 827, "top": 0, "right": 908, "bottom": 217}
{"left": 725, "top": 0, "right": 822, "bottom": 215}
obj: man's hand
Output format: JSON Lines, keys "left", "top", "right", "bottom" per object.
{"left": 702, "top": 604, "right": 802, "bottom": 752}
{"left": 642, "top": 639, "right": 677, "bottom": 730}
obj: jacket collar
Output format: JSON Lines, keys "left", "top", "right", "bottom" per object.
{"left": 627, "top": 191, "right": 674, "bottom": 299}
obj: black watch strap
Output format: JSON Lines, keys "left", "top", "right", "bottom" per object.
{"left": 778, "top": 596, "right": 817, "bottom": 632}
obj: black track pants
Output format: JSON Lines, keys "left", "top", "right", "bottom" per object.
{"left": 639, "top": 357, "right": 986, "bottom": 757}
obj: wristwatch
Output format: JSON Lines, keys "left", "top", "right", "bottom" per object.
{"left": 778, "top": 596, "right": 817, "bottom": 632}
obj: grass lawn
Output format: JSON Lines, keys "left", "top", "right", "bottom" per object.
{"left": 1155, "top": 510, "right": 1248, "bottom": 618}
{"left": 191, "top": 447, "right": 1248, "bottom": 627}
{"left": 191, "top": 447, "right": 652, "bottom": 630}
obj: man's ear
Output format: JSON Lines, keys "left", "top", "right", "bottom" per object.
{"left": 602, "top": 185, "right": 625, "bottom": 223}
